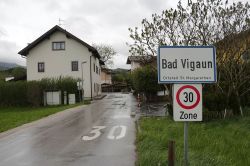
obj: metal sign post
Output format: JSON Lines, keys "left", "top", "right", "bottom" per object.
{"left": 184, "top": 121, "right": 188, "bottom": 166}
{"left": 173, "top": 84, "right": 202, "bottom": 165}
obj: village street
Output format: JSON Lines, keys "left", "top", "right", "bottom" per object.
{"left": 0, "top": 93, "right": 137, "bottom": 166}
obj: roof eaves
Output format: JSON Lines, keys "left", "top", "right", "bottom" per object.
{"left": 18, "top": 25, "right": 101, "bottom": 59}
{"left": 126, "top": 57, "right": 131, "bottom": 64}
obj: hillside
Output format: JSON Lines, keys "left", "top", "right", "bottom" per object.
{"left": 0, "top": 62, "right": 21, "bottom": 71}
{"left": 0, "top": 67, "right": 26, "bottom": 81}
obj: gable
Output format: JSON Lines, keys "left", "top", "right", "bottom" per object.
{"left": 18, "top": 25, "right": 100, "bottom": 59}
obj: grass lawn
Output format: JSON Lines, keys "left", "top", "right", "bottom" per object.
{"left": 136, "top": 116, "right": 250, "bottom": 166}
{"left": 0, "top": 103, "right": 85, "bottom": 133}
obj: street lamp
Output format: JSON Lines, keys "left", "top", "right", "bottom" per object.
{"left": 81, "top": 61, "right": 87, "bottom": 102}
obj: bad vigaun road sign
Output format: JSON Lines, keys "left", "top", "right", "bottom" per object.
{"left": 173, "top": 84, "right": 202, "bottom": 121}
{"left": 158, "top": 46, "right": 216, "bottom": 83}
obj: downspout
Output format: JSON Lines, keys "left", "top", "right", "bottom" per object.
{"left": 90, "top": 55, "right": 93, "bottom": 100}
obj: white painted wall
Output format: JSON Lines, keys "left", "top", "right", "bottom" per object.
{"left": 26, "top": 31, "right": 101, "bottom": 98}
{"left": 131, "top": 61, "right": 141, "bottom": 71}
{"left": 91, "top": 56, "right": 102, "bottom": 97}
{"left": 101, "top": 71, "right": 112, "bottom": 84}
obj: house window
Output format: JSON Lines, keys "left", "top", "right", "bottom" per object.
{"left": 93, "top": 63, "right": 95, "bottom": 72}
{"left": 96, "top": 66, "right": 98, "bottom": 74}
{"left": 71, "top": 61, "right": 78, "bottom": 71}
{"left": 52, "top": 41, "right": 65, "bottom": 50}
{"left": 38, "top": 62, "right": 45, "bottom": 72}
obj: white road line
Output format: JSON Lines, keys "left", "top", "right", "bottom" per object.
{"left": 112, "top": 115, "right": 130, "bottom": 119}
{"left": 82, "top": 126, "right": 106, "bottom": 141}
{"left": 107, "top": 125, "right": 127, "bottom": 140}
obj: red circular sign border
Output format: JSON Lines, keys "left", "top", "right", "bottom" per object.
{"left": 176, "top": 85, "right": 200, "bottom": 110}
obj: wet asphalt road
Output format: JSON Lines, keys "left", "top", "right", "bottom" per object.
{"left": 0, "top": 93, "right": 137, "bottom": 166}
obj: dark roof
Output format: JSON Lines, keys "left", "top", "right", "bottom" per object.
{"left": 112, "top": 68, "right": 130, "bottom": 73}
{"left": 18, "top": 25, "right": 101, "bottom": 59}
{"left": 101, "top": 67, "right": 112, "bottom": 74}
{"left": 126, "top": 56, "right": 156, "bottom": 64}
{"left": 99, "top": 59, "right": 105, "bottom": 65}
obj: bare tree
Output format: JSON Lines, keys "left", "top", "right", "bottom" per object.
{"left": 128, "top": 0, "right": 250, "bottom": 116}
{"left": 93, "top": 44, "right": 116, "bottom": 68}
{"left": 216, "top": 29, "right": 250, "bottom": 117}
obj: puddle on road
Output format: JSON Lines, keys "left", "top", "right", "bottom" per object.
{"left": 112, "top": 100, "right": 126, "bottom": 106}
{"left": 106, "top": 95, "right": 124, "bottom": 99}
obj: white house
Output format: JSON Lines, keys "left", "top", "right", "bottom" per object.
{"left": 126, "top": 56, "right": 142, "bottom": 71}
{"left": 101, "top": 67, "right": 112, "bottom": 84}
{"left": 126, "top": 56, "right": 156, "bottom": 71}
{"left": 18, "top": 25, "right": 104, "bottom": 99}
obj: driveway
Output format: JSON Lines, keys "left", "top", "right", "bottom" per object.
{"left": 0, "top": 93, "right": 137, "bottom": 166}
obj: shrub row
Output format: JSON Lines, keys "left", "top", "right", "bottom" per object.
{"left": 0, "top": 77, "right": 78, "bottom": 107}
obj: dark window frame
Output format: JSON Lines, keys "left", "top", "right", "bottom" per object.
{"left": 71, "top": 61, "right": 79, "bottom": 71}
{"left": 38, "top": 62, "right": 45, "bottom": 72}
{"left": 52, "top": 41, "right": 65, "bottom": 50}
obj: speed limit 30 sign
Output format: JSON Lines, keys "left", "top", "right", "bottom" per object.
{"left": 173, "top": 84, "right": 202, "bottom": 121}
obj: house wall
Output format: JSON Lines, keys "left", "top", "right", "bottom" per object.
{"left": 91, "top": 56, "right": 102, "bottom": 97}
{"left": 101, "top": 71, "right": 112, "bottom": 84}
{"left": 26, "top": 31, "right": 101, "bottom": 98}
{"left": 131, "top": 61, "right": 141, "bottom": 71}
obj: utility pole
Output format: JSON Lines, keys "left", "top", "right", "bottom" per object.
{"left": 81, "top": 61, "right": 87, "bottom": 101}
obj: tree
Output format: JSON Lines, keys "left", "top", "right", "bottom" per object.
{"left": 215, "top": 30, "right": 250, "bottom": 116}
{"left": 131, "top": 65, "right": 162, "bottom": 101}
{"left": 128, "top": 0, "right": 250, "bottom": 116}
{"left": 93, "top": 44, "right": 116, "bottom": 68}
{"left": 111, "top": 69, "right": 132, "bottom": 87}
{"left": 11, "top": 67, "right": 26, "bottom": 80}
{"left": 128, "top": 0, "right": 249, "bottom": 56}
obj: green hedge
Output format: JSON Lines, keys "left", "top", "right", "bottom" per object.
{"left": 0, "top": 81, "right": 28, "bottom": 106}
{"left": 131, "top": 65, "right": 163, "bottom": 102}
{"left": 0, "top": 77, "right": 78, "bottom": 107}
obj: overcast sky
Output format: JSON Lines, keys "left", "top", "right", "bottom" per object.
{"left": 0, "top": 0, "right": 246, "bottom": 69}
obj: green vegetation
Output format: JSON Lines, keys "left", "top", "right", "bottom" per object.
{"left": 112, "top": 68, "right": 131, "bottom": 85}
{"left": 0, "top": 77, "right": 79, "bottom": 106}
{"left": 128, "top": 0, "right": 250, "bottom": 116}
{"left": 0, "top": 67, "right": 26, "bottom": 81}
{"left": 0, "top": 103, "right": 85, "bottom": 133}
{"left": 131, "top": 65, "right": 162, "bottom": 95}
{"left": 136, "top": 117, "right": 250, "bottom": 166}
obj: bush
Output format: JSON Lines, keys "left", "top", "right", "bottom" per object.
{"left": 0, "top": 77, "right": 78, "bottom": 107}
{"left": 27, "top": 81, "right": 42, "bottom": 106}
{"left": 203, "top": 91, "right": 226, "bottom": 112}
{"left": 0, "top": 81, "right": 28, "bottom": 106}
{"left": 131, "top": 65, "right": 162, "bottom": 101}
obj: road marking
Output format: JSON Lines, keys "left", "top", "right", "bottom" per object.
{"left": 112, "top": 115, "right": 130, "bottom": 119}
{"left": 107, "top": 125, "right": 127, "bottom": 140}
{"left": 82, "top": 126, "right": 106, "bottom": 141}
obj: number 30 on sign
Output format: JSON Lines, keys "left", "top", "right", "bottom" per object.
{"left": 173, "top": 84, "right": 202, "bottom": 121}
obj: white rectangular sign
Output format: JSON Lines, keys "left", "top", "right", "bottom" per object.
{"left": 173, "top": 84, "right": 202, "bottom": 121}
{"left": 158, "top": 46, "right": 216, "bottom": 83}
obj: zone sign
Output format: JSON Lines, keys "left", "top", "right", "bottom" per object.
{"left": 173, "top": 84, "right": 202, "bottom": 121}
